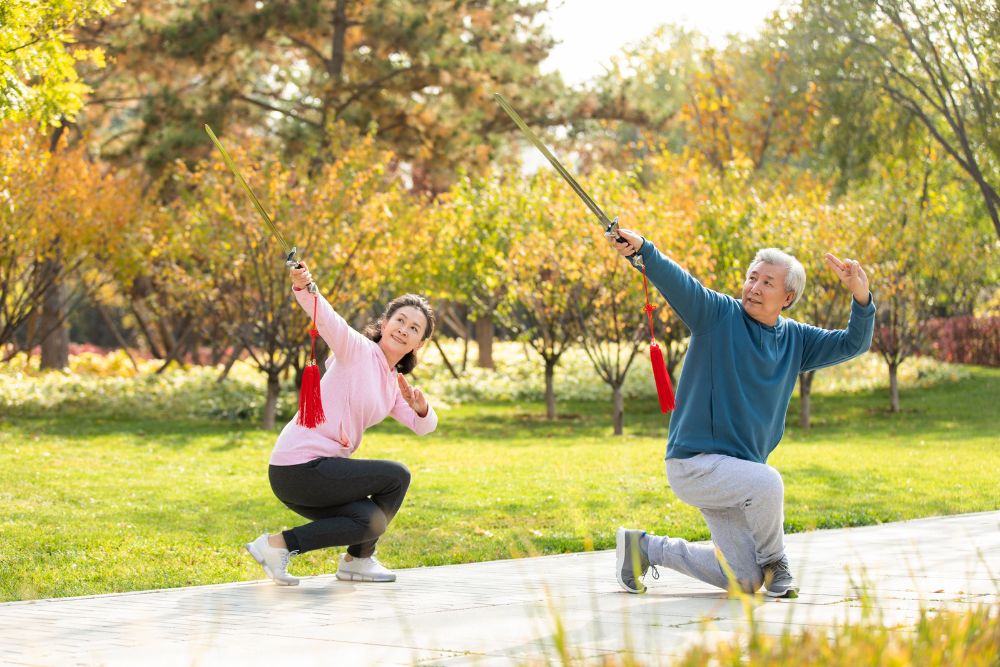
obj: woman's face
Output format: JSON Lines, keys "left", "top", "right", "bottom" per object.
{"left": 379, "top": 306, "right": 429, "bottom": 357}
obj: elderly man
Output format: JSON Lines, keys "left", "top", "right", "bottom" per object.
{"left": 610, "top": 228, "right": 875, "bottom": 598}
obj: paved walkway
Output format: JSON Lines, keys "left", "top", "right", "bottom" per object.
{"left": 2, "top": 512, "right": 998, "bottom": 666}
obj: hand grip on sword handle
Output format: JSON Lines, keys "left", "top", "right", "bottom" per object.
{"left": 286, "top": 248, "right": 318, "bottom": 294}
{"left": 604, "top": 217, "right": 643, "bottom": 268}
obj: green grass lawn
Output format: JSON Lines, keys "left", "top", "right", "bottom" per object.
{"left": 1, "top": 366, "right": 997, "bottom": 602}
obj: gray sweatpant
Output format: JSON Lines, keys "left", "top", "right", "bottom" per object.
{"left": 644, "top": 453, "right": 785, "bottom": 593}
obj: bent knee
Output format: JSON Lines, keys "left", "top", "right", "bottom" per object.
{"left": 367, "top": 507, "right": 389, "bottom": 536}
{"left": 759, "top": 466, "right": 784, "bottom": 498}
{"left": 387, "top": 461, "right": 411, "bottom": 488}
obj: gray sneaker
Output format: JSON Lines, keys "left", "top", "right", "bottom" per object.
{"left": 245, "top": 533, "right": 300, "bottom": 586}
{"left": 616, "top": 527, "right": 654, "bottom": 594}
{"left": 763, "top": 555, "right": 798, "bottom": 598}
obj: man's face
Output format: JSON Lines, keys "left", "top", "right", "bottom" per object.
{"left": 741, "top": 262, "right": 794, "bottom": 325}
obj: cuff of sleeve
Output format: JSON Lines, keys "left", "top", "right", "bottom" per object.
{"left": 416, "top": 405, "right": 437, "bottom": 430}
{"left": 638, "top": 237, "right": 653, "bottom": 260}
{"left": 852, "top": 291, "right": 876, "bottom": 313}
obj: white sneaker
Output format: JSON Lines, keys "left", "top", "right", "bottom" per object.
{"left": 245, "top": 533, "right": 300, "bottom": 586}
{"left": 335, "top": 553, "right": 396, "bottom": 582}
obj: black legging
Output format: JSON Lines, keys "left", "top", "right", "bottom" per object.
{"left": 269, "top": 457, "right": 411, "bottom": 558}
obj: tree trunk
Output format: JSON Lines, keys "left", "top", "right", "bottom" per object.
{"left": 39, "top": 258, "right": 69, "bottom": 370}
{"left": 888, "top": 362, "right": 900, "bottom": 413}
{"left": 432, "top": 337, "right": 460, "bottom": 379}
{"left": 798, "top": 371, "right": 814, "bottom": 429}
{"left": 329, "top": 0, "right": 347, "bottom": 80}
{"left": 475, "top": 316, "right": 494, "bottom": 369}
{"left": 263, "top": 371, "right": 281, "bottom": 429}
{"left": 544, "top": 358, "right": 556, "bottom": 419}
{"left": 129, "top": 299, "right": 164, "bottom": 359}
{"left": 154, "top": 325, "right": 196, "bottom": 373}
{"left": 461, "top": 317, "right": 470, "bottom": 372}
{"left": 612, "top": 383, "right": 624, "bottom": 436}
{"left": 38, "top": 119, "right": 72, "bottom": 371}
{"left": 216, "top": 345, "right": 244, "bottom": 383}
{"left": 95, "top": 301, "right": 139, "bottom": 372}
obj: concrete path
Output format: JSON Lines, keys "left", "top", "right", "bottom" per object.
{"left": 2, "top": 512, "right": 997, "bottom": 666}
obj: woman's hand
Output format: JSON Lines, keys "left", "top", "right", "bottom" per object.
{"left": 290, "top": 261, "right": 313, "bottom": 290}
{"left": 397, "top": 373, "right": 428, "bottom": 417}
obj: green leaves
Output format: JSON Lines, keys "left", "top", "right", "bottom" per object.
{"left": 0, "top": 0, "right": 122, "bottom": 126}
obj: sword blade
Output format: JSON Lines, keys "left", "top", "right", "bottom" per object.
{"left": 493, "top": 94, "right": 612, "bottom": 227}
{"left": 204, "top": 124, "right": 292, "bottom": 254}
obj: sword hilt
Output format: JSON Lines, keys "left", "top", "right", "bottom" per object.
{"left": 604, "top": 218, "right": 643, "bottom": 268}
{"left": 286, "top": 247, "right": 318, "bottom": 294}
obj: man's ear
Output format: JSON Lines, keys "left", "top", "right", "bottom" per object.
{"left": 782, "top": 292, "right": 795, "bottom": 309}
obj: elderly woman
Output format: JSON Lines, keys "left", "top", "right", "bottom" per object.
{"left": 246, "top": 262, "right": 438, "bottom": 586}
{"left": 610, "top": 229, "right": 875, "bottom": 598}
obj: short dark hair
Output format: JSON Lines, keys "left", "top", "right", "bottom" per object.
{"left": 363, "top": 294, "right": 435, "bottom": 374}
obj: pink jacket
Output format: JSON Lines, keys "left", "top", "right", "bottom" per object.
{"left": 269, "top": 288, "right": 438, "bottom": 465}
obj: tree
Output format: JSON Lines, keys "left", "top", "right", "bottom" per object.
{"left": 0, "top": 123, "right": 137, "bottom": 360}
{"left": 571, "top": 171, "right": 654, "bottom": 435}
{"left": 72, "top": 0, "right": 564, "bottom": 189}
{"left": 418, "top": 170, "right": 538, "bottom": 372}
{"left": 865, "top": 147, "right": 991, "bottom": 411}
{"left": 563, "top": 25, "right": 705, "bottom": 170}
{"left": 493, "top": 170, "right": 602, "bottom": 419}
{"left": 0, "top": 0, "right": 121, "bottom": 126}
{"left": 800, "top": 0, "right": 1000, "bottom": 240}
{"left": 675, "top": 39, "right": 820, "bottom": 175}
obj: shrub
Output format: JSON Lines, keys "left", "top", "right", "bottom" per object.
{"left": 922, "top": 316, "right": 1000, "bottom": 367}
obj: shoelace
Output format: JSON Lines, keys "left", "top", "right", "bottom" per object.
{"left": 282, "top": 550, "right": 299, "bottom": 571}
{"left": 648, "top": 565, "right": 660, "bottom": 581}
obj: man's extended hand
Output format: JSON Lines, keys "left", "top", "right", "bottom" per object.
{"left": 397, "top": 373, "right": 428, "bottom": 418}
{"left": 824, "top": 253, "right": 870, "bottom": 306}
{"left": 606, "top": 228, "right": 644, "bottom": 258}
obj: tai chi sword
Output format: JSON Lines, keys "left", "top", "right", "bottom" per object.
{"left": 493, "top": 93, "right": 642, "bottom": 268}
{"left": 204, "top": 124, "right": 317, "bottom": 293}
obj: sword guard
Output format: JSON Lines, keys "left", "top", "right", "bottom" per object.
{"left": 603, "top": 217, "right": 626, "bottom": 243}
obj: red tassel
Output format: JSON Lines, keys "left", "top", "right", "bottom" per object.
{"left": 296, "top": 296, "right": 326, "bottom": 428}
{"left": 297, "top": 362, "right": 326, "bottom": 427}
{"left": 649, "top": 342, "right": 676, "bottom": 413}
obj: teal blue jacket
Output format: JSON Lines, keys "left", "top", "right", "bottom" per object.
{"left": 636, "top": 239, "right": 876, "bottom": 464}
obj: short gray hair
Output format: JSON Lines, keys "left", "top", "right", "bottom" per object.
{"left": 747, "top": 248, "right": 806, "bottom": 309}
